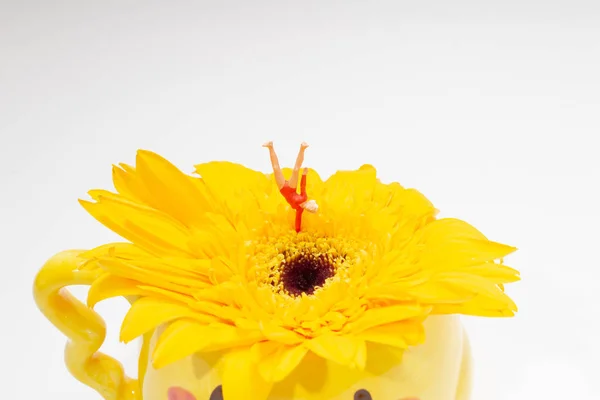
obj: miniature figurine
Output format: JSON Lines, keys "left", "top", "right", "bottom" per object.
{"left": 263, "top": 141, "right": 318, "bottom": 232}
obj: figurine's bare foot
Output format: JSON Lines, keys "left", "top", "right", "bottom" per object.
{"left": 263, "top": 141, "right": 273, "bottom": 148}
{"left": 300, "top": 141, "right": 309, "bottom": 149}
{"left": 303, "top": 167, "right": 309, "bottom": 175}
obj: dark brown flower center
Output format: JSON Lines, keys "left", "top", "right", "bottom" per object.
{"left": 279, "top": 252, "right": 335, "bottom": 296}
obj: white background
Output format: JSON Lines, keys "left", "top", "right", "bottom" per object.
{"left": 2, "top": 1, "right": 599, "bottom": 399}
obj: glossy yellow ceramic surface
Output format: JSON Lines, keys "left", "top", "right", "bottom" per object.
{"left": 34, "top": 250, "right": 473, "bottom": 400}
{"left": 142, "top": 315, "right": 472, "bottom": 400}
{"left": 33, "top": 250, "right": 140, "bottom": 400}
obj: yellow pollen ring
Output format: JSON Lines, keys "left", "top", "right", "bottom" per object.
{"left": 249, "top": 232, "right": 364, "bottom": 298}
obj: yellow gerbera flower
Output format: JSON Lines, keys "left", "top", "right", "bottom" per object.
{"left": 79, "top": 149, "right": 519, "bottom": 400}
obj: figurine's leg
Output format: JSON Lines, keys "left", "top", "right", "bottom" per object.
{"left": 288, "top": 142, "right": 309, "bottom": 189}
{"left": 263, "top": 141, "right": 286, "bottom": 189}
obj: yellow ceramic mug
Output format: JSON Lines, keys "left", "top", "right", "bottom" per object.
{"left": 33, "top": 149, "right": 519, "bottom": 400}
{"left": 33, "top": 248, "right": 473, "bottom": 400}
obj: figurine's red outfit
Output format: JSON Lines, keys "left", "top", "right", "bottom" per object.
{"left": 280, "top": 174, "right": 307, "bottom": 232}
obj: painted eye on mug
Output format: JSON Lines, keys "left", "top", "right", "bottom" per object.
{"left": 209, "top": 385, "right": 223, "bottom": 400}
{"left": 354, "top": 389, "right": 372, "bottom": 400}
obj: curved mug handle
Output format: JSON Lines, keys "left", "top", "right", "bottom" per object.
{"left": 33, "top": 250, "right": 139, "bottom": 400}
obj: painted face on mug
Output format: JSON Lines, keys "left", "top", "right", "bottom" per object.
{"left": 168, "top": 386, "right": 420, "bottom": 400}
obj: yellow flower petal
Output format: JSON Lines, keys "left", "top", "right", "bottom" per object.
{"left": 189, "top": 226, "right": 240, "bottom": 261}
{"left": 252, "top": 342, "right": 309, "bottom": 382}
{"left": 250, "top": 340, "right": 280, "bottom": 362}
{"left": 87, "top": 273, "right": 150, "bottom": 307}
{"left": 320, "top": 167, "right": 378, "bottom": 221}
{"left": 187, "top": 299, "right": 245, "bottom": 322}
{"left": 153, "top": 319, "right": 264, "bottom": 368}
{"left": 221, "top": 347, "right": 273, "bottom": 400}
{"left": 79, "top": 200, "right": 160, "bottom": 257}
{"left": 79, "top": 242, "right": 151, "bottom": 261}
{"left": 357, "top": 320, "right": 425, "bottom": 348}
{"left": 80, "top": 194, "right": 195, "bottom": 257}
{"left": 192, "top": 281, "right": 240, "bottom": 305}
{"left": 111, "top": 163, "right": 154, "bottom": 204}
{"left": 259, "top": 321, "right": 305, "bottom": 345}
{"left": 194, "top": 162, "right": 272, "bottom": 221}
{"left": 135, "top": 150, "right": 213, "bottom": 226}
{"left": 96, "top": 258, "right": 203, "bottom": 295}
{"left": 152, "top": 319, "right": 212, "bottom": 369}
{"left": 306, "top": 334, "right": 366, "bottom": 367}
{"left": 390, "top": 188, "right": 437, "bottom": 221}
{"left": 419, "top": 218, "right": 517, "bottom": 267}
{"left": 435, "top": 272, "right": 517, "bottom": 309}
{"left": 403, "top": 280, "right": 476, "bottom": 303}
{"left": 136, "top": 285, "right": 196, "bottom": 304}
{"left": 125, "top": 258, "right": 212, "bottom": 282}
{"left": 120, "top": 297, "right": 217, "bottom": 343}
{"left": 467, "top": 263, "right": 521, "bottom": 284}
{"left": 313, "top": 280, "right": 349, "bottom": 316}
{"left": 345, "top": 304, "right": 427, "bottom": 334}
{"left": 111, "top": 163, "right": 144, "bottom": 202}
{"left": 195, "top": 161, "right": 271, "bottom": 196}
{"left": 353, "top": 339, "right": 368, "bottom": 371}
{"left": 432, "top": 303, "right": 516, "bottom": 317}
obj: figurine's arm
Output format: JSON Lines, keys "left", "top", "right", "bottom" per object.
{"left": 295, "top": 209, "right": 303, "bottom": 233}
{"left": 300, "top": 169, "right": 307, "bottom": 196}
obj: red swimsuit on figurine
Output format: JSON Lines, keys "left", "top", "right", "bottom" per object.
{"left": 280, "top": 173, "right": 308, "bottom": 232}
{"left": 263, "top": 141, "right": 319, "bottom": 232}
